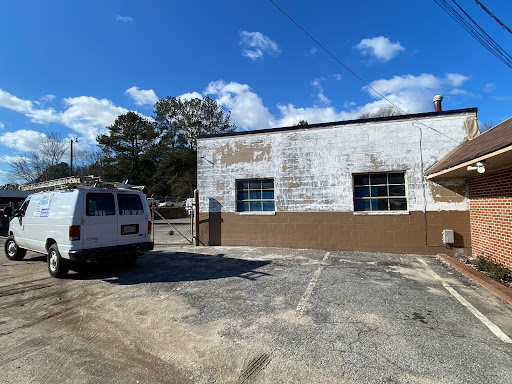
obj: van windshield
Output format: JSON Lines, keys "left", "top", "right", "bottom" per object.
{"left": 86, "top": 193, "right": 115, "bottom": 216}
{"left": 118, "top": 194, "right": 144, "bottom": 215}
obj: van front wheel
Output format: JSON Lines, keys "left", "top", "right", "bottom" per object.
{"left": 48, "top": 244, "right": 69, "bottom": 278}
{"left": 5, "top": 236, "right": 27, "bottom": 261}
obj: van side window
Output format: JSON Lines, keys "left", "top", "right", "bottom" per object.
{"left": 86, "top": 193, "right": 115, "bottom": 216}
{"left": 19, "top": 198, "right": 31, "bottom": 214}
{"left": 118, "top": 194, "right": 144, "bottom": 215}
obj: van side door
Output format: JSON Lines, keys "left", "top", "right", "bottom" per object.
{"left": 82, "top": 192, "right": 118, "bottom": 248}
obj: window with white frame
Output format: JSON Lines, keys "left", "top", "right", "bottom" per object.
{"left": 353, "top": 172, "right": 407, "bottom": 212}
{"left": 236, "top": 179, "right": 275, "bottom": 212}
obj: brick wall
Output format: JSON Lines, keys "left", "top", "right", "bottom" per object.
{"left": 469, "top": 167, "right": 512, "bottom": 269}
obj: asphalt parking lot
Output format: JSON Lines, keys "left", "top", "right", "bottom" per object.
{"left": 1, "top": 242, "right": 511, "bottom": 383}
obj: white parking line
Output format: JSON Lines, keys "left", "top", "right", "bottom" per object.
{"left": 418, "top": 258, "right": 512, "bottom": 344}
{"left": 296, "top": 252, "right": 330, "bottom": 318}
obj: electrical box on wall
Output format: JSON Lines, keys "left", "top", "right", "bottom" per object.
{"left": 442, "top": 229, "right": 454, "bottom": 244}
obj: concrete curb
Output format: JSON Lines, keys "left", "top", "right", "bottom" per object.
{"left": 438, "top": 253, "right": 512, "bottom": 306}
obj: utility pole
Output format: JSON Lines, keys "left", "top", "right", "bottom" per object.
{"left": 70, "top": 138, "right": 77, "bottom": 176}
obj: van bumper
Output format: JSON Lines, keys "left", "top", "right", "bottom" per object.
{"left": 68, "top": 241, "right": 154, "bottom": 262}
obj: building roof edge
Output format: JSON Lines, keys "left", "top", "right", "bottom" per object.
{"left": 197, "top": 107, "right": 478, "bottom": 140}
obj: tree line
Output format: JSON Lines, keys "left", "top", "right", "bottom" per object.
{"left": 9, "top": 96, "right": 235, "bottom": 197}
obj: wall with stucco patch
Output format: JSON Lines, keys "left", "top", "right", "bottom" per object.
{"left": 198, "top": 111, "right": 475, "bottom": 214}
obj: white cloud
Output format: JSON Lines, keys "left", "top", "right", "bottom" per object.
{"left": 368, "top": 74, "right": 442, "bottom": 96}
{"left": 0, "top": 130, "right": 44, "bottom": 152}
{"left": 0, "top": 121, "right": 4, "bottom": 129}
{"left": 308, "top": 47, "right": 318, "bottom": 56}
{"left": 333, "top": 73, "right": 342, "bottom": 81}
{"left": 0, "top": 88, "right": 152, "bottom": 143}
{"left": 58, "top": 96, "right": 130, "bottom": 141}
{"left": 356, "top": 36, "right": 405, "bottom": 62}
{"left": 448, "top": 88, "right": 469, "bottom": 95}
{"left": 239, "top": 31, "right": 281, "bottom": 61}
{"left": 275, "top": 104, "right": 352, "bottom": 127}
{"left": 365, "top": 73, "right": 470, "bottom": 112}
{"left": 204, "top": 72, "right": 471, "bottom": 132}
{"left": 0, "top": 154, "right": 23, "bottom": 163}
{"left": 178, "top": 92, "right": 203, "bottom": 101}
{"left": 125, "top": 86, "right": 159, "bottom": 106}
{"left": 312, "top": 78, "right": 331, "bottom": 105}
{"left": 483, "top": 82, "right": 496, "bottom": 93}
{"left": 445, "top": 73, "right": 469, "bottom": 87}
{"left": 115, "top": 15, "right": 133, "bottom": 22}
{"left": 40, "top": 94, "right": 56, "bottom": 103}
{"left": 205, "top": 80, "right": 274, "bottom": 130}
{"left": 0, "top": 89, "right": 34, "bottom": 114}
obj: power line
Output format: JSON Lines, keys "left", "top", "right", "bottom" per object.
{"left": 434, "top": 0, "right": 512, "bottom": 69}
{"left": 267, "top": 0, "right": 461, "bottom": 143}
{"left": 474, "top": 0, "right": 512, "bottom": 36}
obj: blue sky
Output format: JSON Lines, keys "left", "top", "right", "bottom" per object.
{"left": 1, "top": 0, "right": 511, "bottom": 184}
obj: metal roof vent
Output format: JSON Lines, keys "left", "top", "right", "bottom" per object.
{"left": 433, "top": 95, "right": 443, "bottom": 112}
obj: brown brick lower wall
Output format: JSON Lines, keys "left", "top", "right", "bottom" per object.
{"left": 198, "top": 211, "right": 471, "bottom": 255}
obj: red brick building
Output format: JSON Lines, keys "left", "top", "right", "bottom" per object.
{"left": 427, "top": 117, "right": 512, "bottom": 269}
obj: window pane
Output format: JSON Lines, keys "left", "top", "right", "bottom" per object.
{"left": 261, "top": 179, "right": 274, "bottom": 189}
{"left": 262, "top": 201, "right": 275, "bottom": 211}
{"left": 390, "top": 198, "right": 407, "bottom": 210}
{"left": 388, "top": 173, "right": 405, "bottom": 184}
{"left": 237, "top": 191, "right": 249, "bottom": 200}
{"left": 262, "top": 190, "right": 274, "bottom": 199}
{"left": 354, "top": 174, "right": 369, "bottom": 186}
{"left": 354, "top": 199, "right": 370, "bottom": 211}
{"left": 389, "top": 185, "right": 405, "bottom": 196}
{"left": 249, "top": 191, "right": 261, "bottom": 199}
{"left": 237, "top": 201, "right": 250, "bottom": 212}
{"left": 354, "top": 186, "right": 370, "bottom": 197}
{"left": 236, "top": 180, "right": 249, "bottom": 190}
{"left": 371, "top": 186, "right": 388, "bottom": 197}
{"left": 249, "top": 180, "right": 262, "bottom": 189}
{"left": 370, "top": 174, "right": 387, "bottom": 185}
{"left": 118, "top": 194, "right": 143, "bottom": 215}
{"left": 86, "top": 193, "right": 115, "bottom": 216}
{"left": 371, "top": 199, "right": 389, "bottom": 211}
{"left": 237, "top": 178, "right": 275, "bottom": 212}
{"left": 250, "top": 201, "right": 262, "bottom": 211}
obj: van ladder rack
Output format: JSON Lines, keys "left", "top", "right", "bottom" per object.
{"left": 20, "top": 176, "right": 145, "bottom": 192}
{"left": 20, "top": 176, "right": 102, "bottom": 191}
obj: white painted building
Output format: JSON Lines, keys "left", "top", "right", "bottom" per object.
{"left": 197, "top": 106, "right": 478, "bottom": 255}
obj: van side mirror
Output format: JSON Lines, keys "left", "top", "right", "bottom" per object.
{"left": 13, "top": 209, "right": 25, "bottom": 217}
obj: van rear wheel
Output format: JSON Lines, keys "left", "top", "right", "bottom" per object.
{"left": 48, "top": 244, "right": 69, "bottom": 278}
{"left": 5, "top": 236, "right": 27, "bottom": 261}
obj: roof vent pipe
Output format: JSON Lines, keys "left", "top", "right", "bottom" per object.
{"left": 433, "top": 95, "right": 443, "bottom": 112}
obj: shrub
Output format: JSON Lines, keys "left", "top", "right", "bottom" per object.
{"left": 475, "top": 255, "right": 511, "bottom": 282}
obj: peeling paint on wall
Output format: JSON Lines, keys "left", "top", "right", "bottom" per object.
{"left": 215, "top": 141, "right": 272, "bottom": 166}
{"left": 198, "top": 111, "right": 476, "bottom": 213}
{"left": 429, "top": 179, "right": 467, "bottom": 203}
{"left": 369, "top": 154, "right": 384, "bottom": 171}
{"left": 281, "top": 176, "right": 302, "bottom": 188}
{"left": 216, "top": 180, "right": 226, "bottom": 192}
{"left": 294, "top": 199, "right": 315, "bottom": 205}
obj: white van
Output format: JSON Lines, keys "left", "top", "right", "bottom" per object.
{"left": 4, "top": 181, "right": 154, "bottom": 278}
